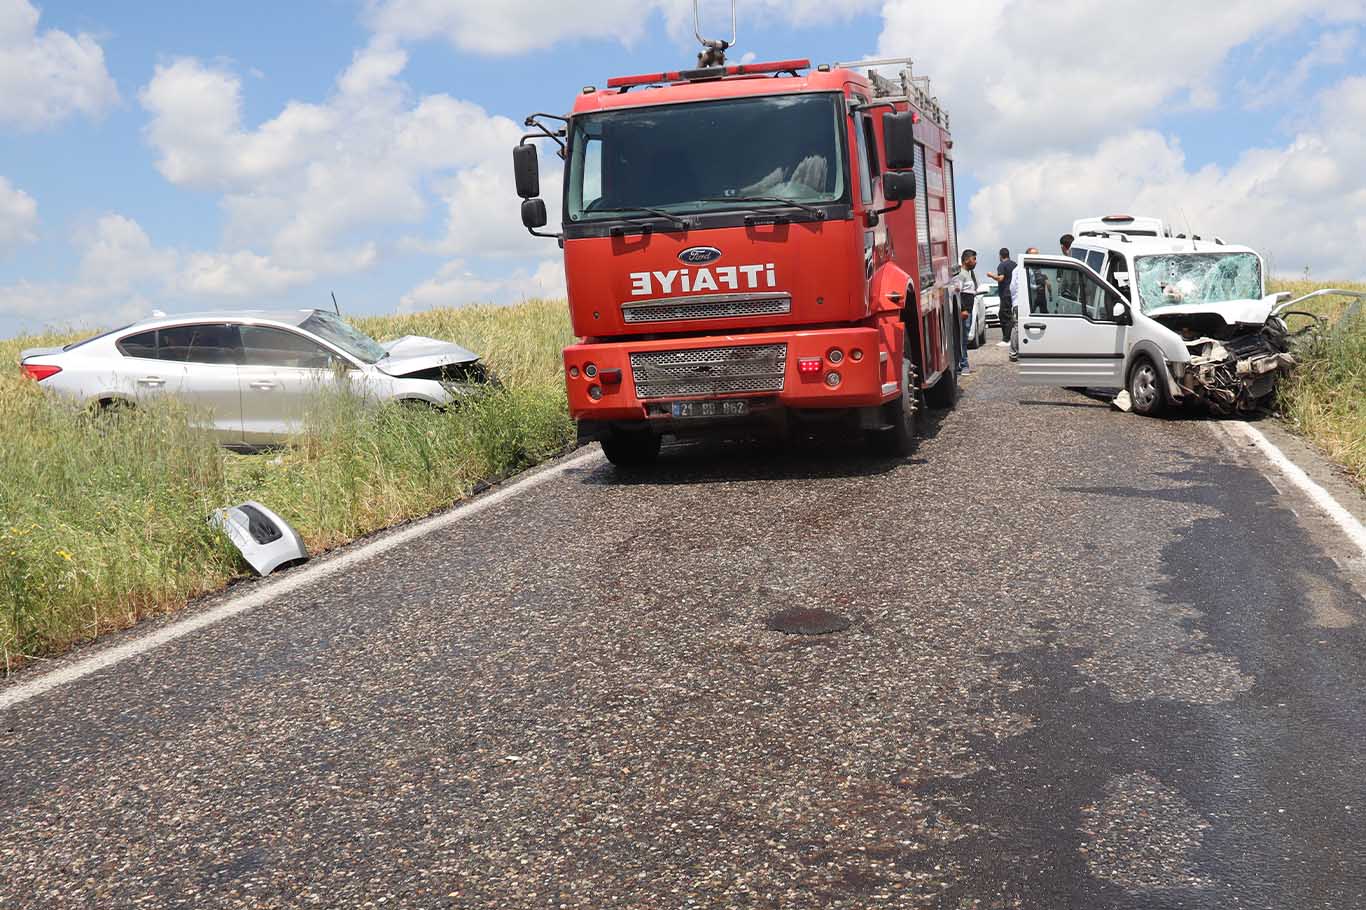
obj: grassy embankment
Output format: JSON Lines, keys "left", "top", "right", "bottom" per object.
{"left": 0, "top": 300, "right": 574, "bottom": 671}
{"left": 1269, "top": 279, "right": 1366, "bottom": 488}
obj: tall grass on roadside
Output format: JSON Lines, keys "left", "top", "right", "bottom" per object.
{"left": 1277, "top": 288, "right": 1366, "bottom": 487}
{"left": 0, "top": 299, "right": 574, "bottom": 670}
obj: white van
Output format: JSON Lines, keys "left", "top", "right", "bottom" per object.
{"left": 1071, "top": 214, "right": 1173, "bottom": 240}
{"left": 1014, "top": 238, "right": 1300, "bottom": 416}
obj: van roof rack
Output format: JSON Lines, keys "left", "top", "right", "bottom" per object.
{"left": 834, "top": 57, "right": 949, "bottom": 130}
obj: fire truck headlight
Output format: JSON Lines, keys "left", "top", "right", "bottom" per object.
{"left": 588, "top": 384, "right": 603, "bottom": 401}
{"left": 825, "top": 371, "right": 841, "bottom": 388}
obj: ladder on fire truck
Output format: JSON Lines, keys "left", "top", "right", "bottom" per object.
{"left": 834, "top": 57, "right": 950, "bottom": 130}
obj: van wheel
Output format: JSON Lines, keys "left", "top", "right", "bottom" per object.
{"left": 924, "top": 362, "right": 959, "bottom": 410}
{"left": 1128, "top": 356, "right": 1167, "bottom": 416}
{"left": 868, "top": 358, "right": 920, "bottom": 456}
{"left": 601, "top": 427, "right": 661, "bottom": 467}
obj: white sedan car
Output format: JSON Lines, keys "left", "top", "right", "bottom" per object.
{"left": 18, "top": 309, "right": 488, "bottom": 446}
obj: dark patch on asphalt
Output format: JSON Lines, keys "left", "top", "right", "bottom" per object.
{"left": 767, "top": 608, "right": 852, "bottom": 635}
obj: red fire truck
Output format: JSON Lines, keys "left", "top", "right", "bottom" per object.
{"left": 513, "top": 20, "right": 962, "bottom": 466}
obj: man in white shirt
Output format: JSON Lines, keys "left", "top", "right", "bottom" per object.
{"left": 954, "top": 249, "right": 978, "bottom": 373}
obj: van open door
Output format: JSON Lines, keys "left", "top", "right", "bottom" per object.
{"left": 1015, "top": 254, "right": 1131, "bottom": 387}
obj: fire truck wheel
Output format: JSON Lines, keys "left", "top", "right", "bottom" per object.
{"left": 868, "top": 357, "right": 919, "bottom": 457}
{"left": 601, "top": 427, "right": 662, "bottom": 467}
{"left": 925, "top": 361, "right": 959, "bottom": 410}
{"left": 1127, "top": 356, "right": 1167, "bottom": 417}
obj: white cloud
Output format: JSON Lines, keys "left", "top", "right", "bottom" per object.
{"left": 962, "top": 76, "right": 1366, "bottom": 281}
{"left": 876, "top": 0, "right": 1366, "bottom": 168}
{"left": 1239, "top": 27, "right": 1359, "bottom": 110}
{"left": 365, "top": 0, "right": 878, "bottom": 55}
{"left": 0, "top": 176, "right": 38, "bottom": 256}
{"left": 0, "top": 0, "right": 118, "bottom": 129}
{"left": 0, "top": 214, "right": 171, "bottom": 327}
{"left": 178, "top": 250, "right": 313, "bottom": 297}
{"left": 399, "top": 258, "right": 566, "bottom": 312}
{"left": 140, "top": 40, "right": 536, "bottom": 277}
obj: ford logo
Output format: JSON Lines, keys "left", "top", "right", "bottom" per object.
{"left": 678, "top": 246, "right": 722, "bottom": 265}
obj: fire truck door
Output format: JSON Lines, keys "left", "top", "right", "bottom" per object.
{"left": 1015, "top": 257, "right": 1127, "bottom": 387}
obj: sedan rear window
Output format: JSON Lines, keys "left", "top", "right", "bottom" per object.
{"left": 117, "top": 331, "right": 158, "bottom": 359}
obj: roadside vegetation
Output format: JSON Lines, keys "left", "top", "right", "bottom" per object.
{"left": 1270, "top": 279, "right": 1366, "bottom": 489}
{"left": 0, "top": 300, "right": 574, "bottom": 671}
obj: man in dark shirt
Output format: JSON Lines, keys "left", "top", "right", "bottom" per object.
{"left": 988, "top": 247, "right": 1016, "bottom": 345}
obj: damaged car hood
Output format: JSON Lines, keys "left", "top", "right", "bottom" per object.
{"left": 1146, "top": 296, "right": 1278, "bottom": 327}
{"left": 376, "top": 335, "right": 480, "bottom": 377}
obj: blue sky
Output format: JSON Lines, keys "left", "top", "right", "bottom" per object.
{"left": 2, "top": 0, "right": 1364, "bottom": 337}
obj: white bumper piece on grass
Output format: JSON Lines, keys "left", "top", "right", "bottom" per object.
{"left": 210, "top": 501, "right": 309, "bottom": 576}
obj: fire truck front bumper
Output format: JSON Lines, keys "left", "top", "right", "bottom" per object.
{"left": 563, "top": 327, "right": 891, "bottom": 424}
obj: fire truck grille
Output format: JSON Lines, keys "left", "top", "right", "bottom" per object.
{"left": 621, "top": 293, "right": 791, "bottom": 324}
{"left": 629, "top": 343, "right": 788, "bottom": 399}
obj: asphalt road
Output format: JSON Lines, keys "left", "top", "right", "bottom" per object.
{"left": 4, "top": 343, "right": 1366, "bottom": 909}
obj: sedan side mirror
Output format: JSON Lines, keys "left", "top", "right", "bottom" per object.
{"left": 513, "top": 144, "right": 540, "bottom": 199}
{"left": 882, "top": 171, "right": 917, "bottom": 202}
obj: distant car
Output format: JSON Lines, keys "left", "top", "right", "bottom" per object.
{"left": 18, "top": 309, "right": 489, "bottom": 446}
{"left": 980, "top": 282, "right": 1002, "bottom": 328}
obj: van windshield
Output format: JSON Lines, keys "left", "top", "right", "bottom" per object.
{"left": 566, "top": 93, "right": 847, "bottom": 222}
{"left": 1133, "top": 252, "right": 1263, "bottom": 313}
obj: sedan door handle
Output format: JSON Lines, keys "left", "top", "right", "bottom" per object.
{"left": 249, "top": 381, "right": 278, "bottom": 391}
{"left": 136, "top": 376, "right": 166, "bottom": 387}
{"left": 1023, "top": 323, "right": 1046, "bottom": 330}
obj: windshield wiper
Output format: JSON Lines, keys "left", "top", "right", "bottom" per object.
{"left": 587, "top": 206, "right": 687, "bottom": 227}
{"left": 699, "top": 195, "right": 826, "bottom": 217}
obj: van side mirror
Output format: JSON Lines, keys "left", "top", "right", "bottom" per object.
{"left": 521, "top": 198, "right": 548, "bottom": 230}
{"left": 1112, "top": 302, "right": 1130, "bottom": 323}
{"left": 882, "top": 111, "right": 917, "bottom": 170}
{"left": 513, "top": 144, "right": 541, "bottom": 199}
{"left": 1113, "top": 270, "right": 1130, "bottom": 288}
{"left": 882, "top": 171, "right": 917, "bottom": 201}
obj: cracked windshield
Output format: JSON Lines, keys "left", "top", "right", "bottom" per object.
{"left": 1134, "top": 252, "right": 1264, "bottom": 313}
{"left": 566, "top": 93, "right": 846, "bottom": 220}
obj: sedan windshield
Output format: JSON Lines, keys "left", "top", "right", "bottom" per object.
{"left": 566, "top": 93, "right": 847, "bottom": 222}
{"left": 1134, "top": 252, "right": 1263, "bottom": 313}
{"left": 301, "top": 311, "right": 388, "bottom": 364}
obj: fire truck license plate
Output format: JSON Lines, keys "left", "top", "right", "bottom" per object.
{"left": 671, "top": 399, "right": 749, "bottom": 419}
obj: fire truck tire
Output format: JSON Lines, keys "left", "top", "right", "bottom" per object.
{"left": 601, "top": 427, "right": 662, "bottom": 467}
{"left": 868, "top": 357, "right": 920, "bottom": 457}
{"left": 924, "top": 362, "right": 959, "bottom": 410}
{"left": 1127, "top": 356, "right": 1167, "bottom": 417}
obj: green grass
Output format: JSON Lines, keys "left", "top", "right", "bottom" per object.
{"left": 0, "top": 300, "right": 574, "bottom": 671}
{"left": 1270, "top": 279, "right": 1366, "bottom": 489}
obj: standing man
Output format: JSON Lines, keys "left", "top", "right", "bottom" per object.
{"left": 954, "top": 249, "right": 978, "bottom": 373}
{"left": 1008, "top": 247, "right": 1044, "bottom": 358}
{"left": 987, "top": 248, "right": 1016, "bottom": 347}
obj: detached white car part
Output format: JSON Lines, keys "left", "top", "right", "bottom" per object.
{"left": 210, "top": 501, "right": 309, "bottom": 576}
{"left": 1014, "top": 240, "right": 1363, "bottom": 416}
{"left": 18, "top": 309, "right": 490, "bottom": 446}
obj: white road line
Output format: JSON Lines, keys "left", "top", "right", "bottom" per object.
{"left": 1229, "top": 421, "right": 1366, "bottom": 557}
{"left": 0, "top": 448, "right": 604, "bottom": 712}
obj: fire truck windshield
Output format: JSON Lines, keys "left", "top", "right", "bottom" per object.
{"left": 566, "top": 93, "right": 847, "bottom": 222}
{"left": 1133, "top": 252, "right": 1264, "bottom": 313}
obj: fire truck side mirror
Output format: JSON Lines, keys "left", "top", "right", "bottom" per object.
{"left": 513, "top": 144, "right": 541, "bottom": 199}
{"left": 882, "top": 112, "right": 917, "bottom": 170}
{"left": 882, "top": 172, "right": 917, "bottom": 202}
{"left": 521, "top": 198, "right": 548, "bottom": 230}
